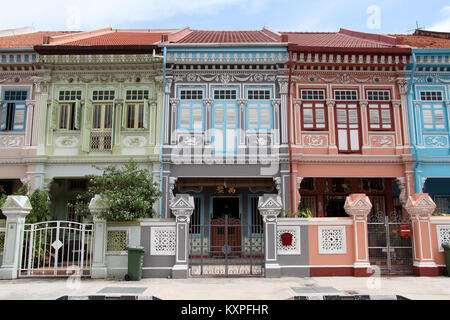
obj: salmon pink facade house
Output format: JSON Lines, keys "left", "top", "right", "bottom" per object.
{"left": 283, "top": 29, "right": 418, "bottom": 275}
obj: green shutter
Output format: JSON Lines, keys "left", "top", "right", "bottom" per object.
{"left": 122, "top": 102, "right": 127, "bottom": 129}
{"left": 51, "top": 100, "right": 58, "bottom": 129}
{"left": 81, "top": 100, "right": 92, "bottom": 152}
{"left": 143, "top": 101, "right": 149, "bottom": 129}
{"left": 74, "top": 101, "right": 81, "bottom": 130}
{"left": 111, "top": 103, "right": 116, "bottom": 147}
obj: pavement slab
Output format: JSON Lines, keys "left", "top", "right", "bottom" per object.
{"left": 0, "top": 276, "right": 449, "bottom": 300}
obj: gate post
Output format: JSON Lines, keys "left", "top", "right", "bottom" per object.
{"left": 258, "top": 194, "right": 282, "bottom": 278}
{"left": 344, "top": 194, "right": 372, "bottom": 277}
{"left": 169, "top": 194, "right": 194, "bottom": 279}
{"left": 404, "top": 193, "right": 438, "bottom": 276}
{"left": 0, "top": 196, "right": 31, "bottom": 280}
{"left": 89, "top": 195, "right": 108, "bottom": 279}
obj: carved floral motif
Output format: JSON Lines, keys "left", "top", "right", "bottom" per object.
{"left": 425, "top": 136, "right": 448, "bottom": 147}
{"left": 304, "top": 135, "right": 327, "bottom": 147}
{"left": 371, "top": 136, "right": 394, "bottom": 147}
{"left": 0, "top": 136, "right": 24, "bottom": 148}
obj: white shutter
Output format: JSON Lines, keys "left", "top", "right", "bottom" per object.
{"left": 336, "top": 108, "right": 347, "bottom": 124}
{"left": 422, "top": 109, "right": 433, "bottom": 129}
{"left": 303, "top": 108, "right": 313, "bottom": 126}
{"left": 381, "top": 109, "right": 391, "bottom": 129}
{"left": 348, "top": 109, "right": 358, "bottom": 124}
{"left": 192, "top": 107, "right": 202, "bottom": 129}
{"left": 338, "top": 129, "right": 348, "bottom": 151}
{"left": 349, "top": 129, "right": 360, "bottom": 150}
{"left": 248, "top": 108, "right": 258, "bottom": 129}
{"left": 179, "top": 105, "right": 190, "bottom": 129}
{"left": 260, "top": 108, "right": 271, "bottom": 129}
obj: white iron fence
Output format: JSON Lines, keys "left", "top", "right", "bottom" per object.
{"left": 19, "top": 221, "right": 94, "bottom": 277}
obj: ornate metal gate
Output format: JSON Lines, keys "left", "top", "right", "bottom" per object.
{"left": 189, "top": 215, "right": 264, "bottom": 277}
{"left": 19, "top": 221, "right": 94, "bottom": 277}
{"left": 368, "top": 215, "right": 413, "bottom": 274}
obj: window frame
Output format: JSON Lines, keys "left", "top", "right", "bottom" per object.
{"left": 300, "top": 88, "right": 327, "bottom": 131}
{"left": 177, "top": 87, "right": 205, "bottom": 131}
{"left": 57, "top": 90, "right": 82, "bottom": 131}
{"left": 1, "top": 90, "right": 28, "bottom": 131}
{"left": 58, "top": 103, "right": 76, "bottom": 130}
{"left": 335, "top": 102, "right": 362, "bottom": 153}
{"left": 421, "top": 102, "right": 447, "bottom": 131}
{"left": 333, "top": 89, "right": 359, "bottom": 101}
{"left": 246, "top": 88, "right": 273, "bottom": 131}
{"left": 125, "top": 103, "right": 145, "bottom": 130}
{"left": 420, "top": 90, "right": 443, "bottom": 101}
{"left": 366, "top": 89, "right": 394, "bottom": 131}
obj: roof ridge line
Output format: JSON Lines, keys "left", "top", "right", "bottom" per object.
{"left": 47, "top": 27, "right": 113, "bottom": 45}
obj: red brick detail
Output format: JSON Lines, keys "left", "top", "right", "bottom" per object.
{"left": 353, "top": 267, "right": 372, "bottom": 277}
{"left": 412, "top": 266, "right": 440, "bottom": 276}
{"left": 309, "top": 267, "right": 353, "bottom": 276}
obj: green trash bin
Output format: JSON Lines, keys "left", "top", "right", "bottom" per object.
{"left": 126, "top": 246, "right": 145, "bottom": 281}
{"left": 443, "top": 244, "right": 450, "bottom": 277}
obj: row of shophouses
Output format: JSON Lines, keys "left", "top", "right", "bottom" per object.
{"left": 0, "top": 26, "right": 450, "bottom": 279}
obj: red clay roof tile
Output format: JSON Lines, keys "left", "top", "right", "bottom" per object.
{"left": 392, "top": 34, "right": 450, "bottom": 48}
{"left": 59, "top": 30, "right": 171, "bottom": 46}
{"left": 281, "top": 31, "right": 397, "bottom": 48}
{"left": 0, "top": 31, "right": 75, "bottom": 48}
{"left": 174, "top": 30, "right": 280, "bottom": 43}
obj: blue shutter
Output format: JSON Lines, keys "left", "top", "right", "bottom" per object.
{"left": 12, "top": 103, "right": 27, "bottom": 131}
{"left": 0, "top": 103, "right": 6, "bottom": 130}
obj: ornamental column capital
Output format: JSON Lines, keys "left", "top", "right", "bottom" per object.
{"left": 326, "top": 99, "right": 336, "bottom": 108}
{"left": 359, "top": 99, "right": 369, "bottom": 108}
{"left": 272, "top": 99, "right": 281, "bottom": 108}
{"left": 237, "top": 99, "right": 247, "bottom": 108}
{"left": 169, "top": 98, "right": 179, "bottom": 108}
{"left": 396, "top": 77, "right": 409, "bottom": 96}
{"left": 392, "top": 100, "right": 402, "bottom": 108}
{"left": 277, "top": 76, "right": 289, "bottom": 94}
{"left": 203, "top": 98, "right": 214, "bottom": 108}
{"left": 293, "top": 98, "right": 302, "bottom": 108}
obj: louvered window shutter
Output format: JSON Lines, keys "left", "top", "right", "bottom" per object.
{"left": 74, "top": 101, "right": 81, "bottom": 130}
{"left": 13, "top": 103, "right": 27, "bottom": 131}
{"left": 142, "top": 101, "right": 148, "bottom": 129}
{"left": 0, "top": 103, "right": 6, "bottom": 130}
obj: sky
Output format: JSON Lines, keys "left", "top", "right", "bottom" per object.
{"left": 0, "top": 0, "right": 449, "bottom": 34}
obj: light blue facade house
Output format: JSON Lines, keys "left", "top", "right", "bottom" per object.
{"left": 407, "top": 48, "right": 450, "bottom": 213}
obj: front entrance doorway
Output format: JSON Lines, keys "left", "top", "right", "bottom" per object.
{"left": 188, "top": 195, "right": 264, "bottom": 277}
{"left": 367, "top": 200, "right": 413, "bottom": 274}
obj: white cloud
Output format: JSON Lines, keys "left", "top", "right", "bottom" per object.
{"left": 429, "top": 6, "right": 450, "bottom": 32}
{"left": 0, "top": 0, "right": 266, "bottom": 31}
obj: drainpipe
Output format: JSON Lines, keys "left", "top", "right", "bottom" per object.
{"left": 409, "top": 51, "right": 421, "bottom": 192}
{"left": 287, "top": 52, "right": 295, "bottom": 213}
{"left": 159, "top": 46, "right": 167, "bottom": 216}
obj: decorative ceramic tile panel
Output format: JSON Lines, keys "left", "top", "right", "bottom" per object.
{"left": 276, "top": 226, "right": 301, "bottom": 255}
{"left": 243, "top": 237, "right": 264, "bottom": 254}
{"left": 107, "top": 230, "right": 127, "bottom": 252}
{"left": 189, "top": 237, "right": 209, "bottom": 254}
{"left": 437, "top": 225, "right": 450, "bottom": 252}
{"left": 318, "top": 226, "right": 347, "bottom": 254}
{"left": 151, "top": 227, "right": 176, "bottom": 255}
